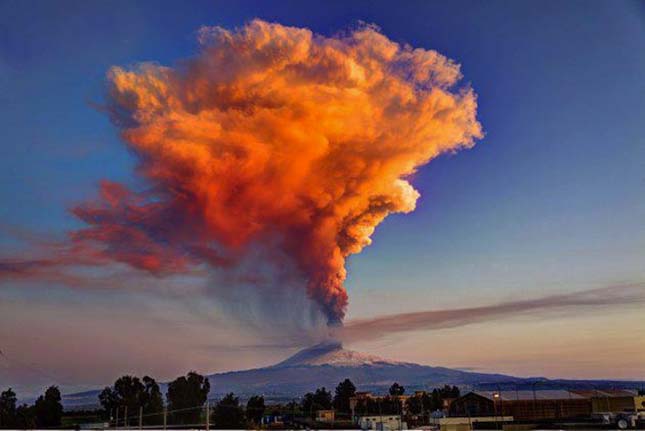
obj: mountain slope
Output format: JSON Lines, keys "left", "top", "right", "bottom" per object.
{"left": 61, "top": 342, "right": 644, "bottom": 408}
{"left": 205, "top": 342, "right": 521, "bottom": 400}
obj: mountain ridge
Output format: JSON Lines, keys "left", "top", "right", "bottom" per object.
{"left": 60, "top": 342, "right": 644, "bottom": 409}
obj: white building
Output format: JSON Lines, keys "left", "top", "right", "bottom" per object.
{"left": 358, "top": 415, "right": 407, "bottom": 431}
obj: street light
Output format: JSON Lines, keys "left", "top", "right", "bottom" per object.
{"left": 493, "top": 393, "right": 500, "bottom": 431}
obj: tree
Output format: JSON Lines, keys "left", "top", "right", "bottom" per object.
{"left": 406, "top": 391, "right": 433, "bottom": 425}
{"left": 115, "top": 375, "right": 145, "bottom": 424}
{"left": 383, "top": 396, "right": 403, "bottom": 415}
{"left": 211, "top": 393, "right": 245, "bottom": 429}
{"left": 389, "top": 383, "right": 405, "bottom": 396}
{"left": 442, "top": 385, "right": 460, "bottom": 399}
{"left": 34, "top": 386, "right": 63, "bottom": 428}
{"left": 354, "top": 397, "right": 400, "bottom": 416}
{"left": 246, "top": 395, "right": 265, "bottom": 425}
{"left": 98, "top": 386, "right": 119, "bottom": 421}
{"left": 99, "top": 375, "right": 164, "bottom": 426}
{"left": 406, "top": 395, "right": 424, "bottom": 416}
{"left": 167, "top": 371, "right": 210, "bottom": 425}
{"left": 429, "top": 385, "right": 460, "bottom": 411}
{"left": 301, "top": 387, "right": 332, "bottom": 416}
{"left": 285, "top": 400, "right": 300, "bottom": 418}
{"left": 0, "top": 388, "right": 17, "bottom": 428}
{"left": 333, "top": 379, "right": 356, "bottom": 414}
{"left": 106, "top": 375, "right": 145, "bottom": 426}
{"left": 15, "top": 404, "right": 35, "bottom": 429}
{"left": 142, "top": 377, "right": 164, "bottom": 425}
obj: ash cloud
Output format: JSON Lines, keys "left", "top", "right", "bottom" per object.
{"left": 0, "top": 20, "right": 482, "bottom": 325}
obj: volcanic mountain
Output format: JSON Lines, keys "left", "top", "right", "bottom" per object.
{"left": 61, "top": 342, "right": 642, "bottom": 408}
{"left": 202, "top": 342, "right": 519, "bottom": 401}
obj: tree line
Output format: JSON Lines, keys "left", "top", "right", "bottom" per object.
{"left": 1, "top": 371, "right": 459, "bottom": 429}
{"left": 96, "top": 373, "right": 458, "bottom": 428}
{"left": 0, "top": 386, "right": 63, "bottom": 429}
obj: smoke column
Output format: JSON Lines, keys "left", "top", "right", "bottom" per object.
{"left": 2, "top": 20, "right": 482, "bottom": 324}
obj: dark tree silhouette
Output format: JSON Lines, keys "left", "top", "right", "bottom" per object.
{"left": 429, "top": 385, "right": 460, "bottom": 411}
{"left": 211, "top": 393, "right": 245, "bottom": 429}
{"left": 333, "top": 379, "right": 356, "bottom": 414}
{"left": 15, "top": 404, "right": 35, "bottom": 429}
{"left": 167, "top": 371, "right": 210, "bottom": 425}
{"left": 389, "top": 382, "right": 405, "bottom": 396}
{"left": 34, "top": 386, "right": 63, "bottom": 428}
{"left": 0, "top": 388, "right": 17, "bottom": 428}
{"left": 301, "top": 387, "right": 333, "bottom": 416}
{"left": 406, "top": 394, "right": 424, "bottom": 416}
{"left": 98, "top": 375, "right": 164, "bottom": 425}
{"left": 115, "top": 375, "right": 145, "bottom": 422}
{"left": 142, "top": 376, "right": 164, "bottom": 425}
{"left": 98, "top": 386, "right": 119, "bottom": 420}
{"left": 245, "top": 395, "right": 265, "bottom": 425}
{"left": 354, "top": 397, "right": 400, "bottom": 416}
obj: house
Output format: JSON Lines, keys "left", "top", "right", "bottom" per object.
{"left": 316, "top": 409, "right": 336, "bottom": 423}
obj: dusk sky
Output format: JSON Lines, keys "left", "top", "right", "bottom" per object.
{"left": 1, "top": 0, "right": 644, "bottom": 396}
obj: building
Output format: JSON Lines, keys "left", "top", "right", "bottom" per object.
{"left": 571, "top": 389, "right": 644, "bottom": 414}
{"left": 261, "top": 413, "right": 284, "bottom": 428}
{"left": 358, "top": 414, "right": 407, "bottom": 430}
{"left": 430, "top": 416, "right": 514, "bottom": 431}
{"left": 316, "top": 409, "right": 336, "bottom": 423}
{"left": 449, "top": 390, "right": 592, "bottom": 421}
{"left": 443, "top": 397, "right": 458, "bottom": 411}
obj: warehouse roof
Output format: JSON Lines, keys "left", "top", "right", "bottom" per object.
{"left": 472, "top": 390, "right": 586, "bottom": 401}
{"left": 571, "top": 389, "right": 638, "bottom": 398}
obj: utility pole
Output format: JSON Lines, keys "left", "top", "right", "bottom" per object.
{"left": 532, "top": 382, "right": 538, "bottom": 422}
{"left": 139, "top": 406, "right": 143, "bottom": 430}
{"left": 395, "top": 396, "right": 401, "bottom": 431}
{"left": 206, "top": 401, "right": 210, "bottom": 431}
{"left": 124, "top": 406, "right": 128, "bottom": 430}
{"left": 163, "top": 407, "right": 167, "bottom": 431}
{"left": 115, "top": 406, "right": 119, "bottom": 431}
{"left": 493, "top": 393, "right": 499, "bottom": 430}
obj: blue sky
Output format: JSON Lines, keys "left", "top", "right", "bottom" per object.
{"left": 1, "top": 0, "right": 644, "bottom": 394}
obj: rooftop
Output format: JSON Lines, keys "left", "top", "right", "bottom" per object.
{"left": 472, "top": 390, "right": 586, "bottom": 401}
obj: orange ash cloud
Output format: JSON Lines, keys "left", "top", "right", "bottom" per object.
{"left": 3, "top": 20, "right": 482, "bottom": 324}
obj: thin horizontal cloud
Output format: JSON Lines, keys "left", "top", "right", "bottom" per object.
{"left": 334, "top": 283, "right": 645, "bottom": 343}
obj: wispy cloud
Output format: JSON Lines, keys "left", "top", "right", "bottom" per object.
{"left": 334, "top": 283, "right": 645, "bottom": 343}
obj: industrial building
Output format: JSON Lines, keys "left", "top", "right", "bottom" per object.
{"left": 449, "top": 390, "right": 592, "bottom": 421}
{"left": 571, "top": 389, "right": 644, "bottom": 414}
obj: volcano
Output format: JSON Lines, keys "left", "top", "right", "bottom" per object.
{"left": 202, "top": 342, "right": 519, "bottom": 401}
{"left": 61, "top": 342, "right": 643, "bottom": 408}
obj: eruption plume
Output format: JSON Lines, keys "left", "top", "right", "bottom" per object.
{"left": 1, "top": 20, "right": 482, "bottom": 324}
